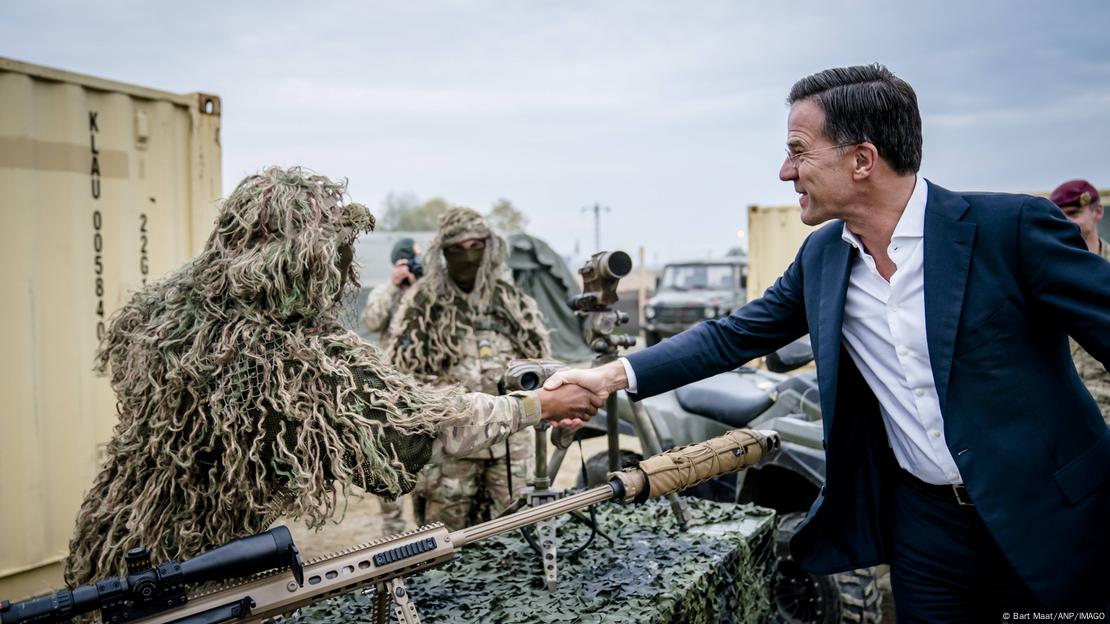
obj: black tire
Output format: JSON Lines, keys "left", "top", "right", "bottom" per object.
{"left": 575, "top": 450, "right": 642, "bottom": 489}
{"left": 643, "top": 329, "right": 662, "bottom": 347}
{"left": 771, "top": 512, "right": 883, "bottom": 624}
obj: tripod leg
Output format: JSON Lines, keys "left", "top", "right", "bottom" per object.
{"left": 546, "top": 445, "right": 568, "bottom": 483}
{"left": 606, "top": 393, "right": 621, "bottom": 472}
{"left": 629, "top": 400, "right": 693, "bottom": 530}
{"left": 533, "top": 424, "right": 549, "bottom": 488}
{"left": 629, "top": 398, "right": 664, "bottom": 456}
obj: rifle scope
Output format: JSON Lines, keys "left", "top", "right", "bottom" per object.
{"left": 0, "top": 527, "right": 302, "bottom": 624}
{"left": 569, "top": 250, "right": 633, "bottom": 311}
{"left": 582, "top": 250, "right": 632, "bottom": 282}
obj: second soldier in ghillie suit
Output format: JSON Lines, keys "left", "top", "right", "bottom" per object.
{"left": 386, "top": 207, "right": 550, "bottom": 530}
{"left": 64, "top": 168, "right": 596, "bottom": 586}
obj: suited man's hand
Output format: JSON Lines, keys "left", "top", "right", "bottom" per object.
{"left": 535, "top": 384, "right": 604, "bottom": 428}
{"left": 542, "top": 361, "right": 627, "bottom": 397}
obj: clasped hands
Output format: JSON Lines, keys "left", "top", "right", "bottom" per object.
{"left": 534, "top": 361, "right": 629, "bottom": 430}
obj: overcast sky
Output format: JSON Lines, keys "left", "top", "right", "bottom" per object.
{"left": 4, "top": 1, "right": 1108, "bottom": 265}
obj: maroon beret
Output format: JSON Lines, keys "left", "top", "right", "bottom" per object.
{"left": 1050, "top": 179, "right": 1100, "bottom": 208}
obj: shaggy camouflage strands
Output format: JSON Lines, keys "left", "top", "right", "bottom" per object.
{"left": 386, "top": 207, "right": 549, "bottom": 378}
{"left": 64, "top": 168, "right": 465, "bottom": 587}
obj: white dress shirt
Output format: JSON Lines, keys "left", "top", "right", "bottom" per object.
{"left": 621, "top": 357, "right": 639, "bottom": 393}
{"left": 840, "top": 177, "right": 962, "bottom": 485}
{"left": 624, "top": 177, "right": 961, "bottom": 485}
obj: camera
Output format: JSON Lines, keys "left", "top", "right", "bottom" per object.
{"left": 389, "top": 237, "right": 424, "bottom": 280}
{"left": 498, "top": 359, "right": 567, "bottom": 394}
{"left": 406, "top": 255, "right": 424, "bottom": 279}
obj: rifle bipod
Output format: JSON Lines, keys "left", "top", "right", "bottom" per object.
{"left": 370, "top": 577, "right": 418, "bottom": 624}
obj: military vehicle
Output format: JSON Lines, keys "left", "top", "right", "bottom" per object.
{"left": 642, "top": 256, "right": 748, "bottom": 347}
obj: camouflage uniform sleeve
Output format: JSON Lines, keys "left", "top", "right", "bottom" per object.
{"left": 1072, "top": 237, "right": 1110, "bottom": 426}
{"left": 360, "top": 282, "right": 402, "bottom": 333}
{"left": 429, "top": 391, "right": 542, "bottom": 462}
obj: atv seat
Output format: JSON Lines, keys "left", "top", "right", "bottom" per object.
{"left": 674, "top": 372, "right": 774, "bottom": 428}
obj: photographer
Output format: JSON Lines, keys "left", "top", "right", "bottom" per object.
{"left": 360, "top": 237, "right": 423, "bottom": 334}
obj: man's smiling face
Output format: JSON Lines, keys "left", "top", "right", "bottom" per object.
{"left": 778, "top": 99, "right": 856, "bottom": 226}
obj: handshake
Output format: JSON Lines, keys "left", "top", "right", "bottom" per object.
{"left": 502, "top": 359, "right": 625, "bottom": 431}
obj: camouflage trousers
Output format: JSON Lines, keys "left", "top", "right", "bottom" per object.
{"left": 378, "top": 496, "right": 410, "bottom": 536}
{"left": 414, "top": 431, "right": 535, "bottom": 531}
{"left": 1071, "top": 338, "right": 1110, "bottom": 427}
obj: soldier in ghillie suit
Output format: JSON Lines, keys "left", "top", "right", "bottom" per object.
{"left": 64, "top": 168, "right": 599, "bottom": 586}
{"left": 386, "top": 207, "right": 549, "bottom": 529}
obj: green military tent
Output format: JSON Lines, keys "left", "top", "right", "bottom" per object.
{"left": 507, "top": 233, "right": 594, "bottom": 362}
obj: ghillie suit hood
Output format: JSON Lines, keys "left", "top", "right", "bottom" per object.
{"left": 387, "top": 207, "right": 549, "bottom": 378}
{"left": 65, "top": 167, "right": 462, "bottom": 586}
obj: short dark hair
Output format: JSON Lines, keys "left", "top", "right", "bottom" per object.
{"left": 788, "top": 64, "right": 922, "bottom": 175}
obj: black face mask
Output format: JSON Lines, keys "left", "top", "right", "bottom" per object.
{"left": 444, "top": 247, "right": 484, "bottom": 292}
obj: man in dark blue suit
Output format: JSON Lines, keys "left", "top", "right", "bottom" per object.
{"left": 546, "top": 64, "right": 1110, "bottom": 620}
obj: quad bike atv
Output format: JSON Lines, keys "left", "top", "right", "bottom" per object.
{"left": 574, "top": 338, "right": 883, "bottom": 624}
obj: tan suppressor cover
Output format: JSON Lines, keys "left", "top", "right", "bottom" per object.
{"left": 618, "top": 429, "right": 776, "bottom": 501}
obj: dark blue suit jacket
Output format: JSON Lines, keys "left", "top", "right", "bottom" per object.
{"left": 626, "top": 182, "right": 1110, "bottom": 608}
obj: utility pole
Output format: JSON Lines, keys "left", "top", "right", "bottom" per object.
{"left": 582, "top": 203, "right": 610, "bottom": 252}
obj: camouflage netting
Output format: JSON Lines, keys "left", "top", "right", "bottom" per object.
{"left": 386, "top": 207, "right": 548, "bottom": 380}
{"left": 287, "top": 498, "right": 776, "bottom": 624}
{"left": 65, "top": 167, "right": 468, "bottom": 587}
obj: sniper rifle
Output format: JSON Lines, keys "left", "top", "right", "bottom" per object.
{"left": 2, "top": 428, "right": 780, "bottom": 624}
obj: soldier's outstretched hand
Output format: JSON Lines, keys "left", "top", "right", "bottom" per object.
{"left": 536, "top": 383, "right": 604, "bottom": 429}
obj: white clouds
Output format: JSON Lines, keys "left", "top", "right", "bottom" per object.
{"left": 928, "top": 93, "right": 1110, "bottom": 129}
{"left": 3, "top": 0, "right": 1109, "bottom": 264}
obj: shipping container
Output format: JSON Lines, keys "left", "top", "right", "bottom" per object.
{"left": 745, "top": 203, "right": 814, "bottom": 302}
{"left": 0, "top": 56, "right": 221, "bottom": 599}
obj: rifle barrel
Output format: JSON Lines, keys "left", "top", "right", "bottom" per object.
{"left": 450, "top": 483, "right": 618, "bottom": 548}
